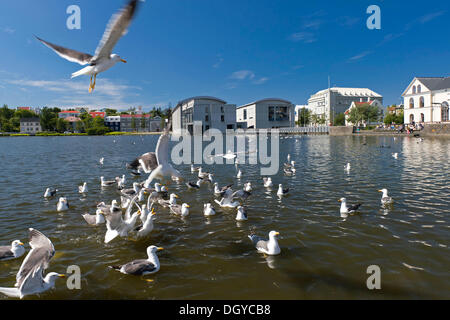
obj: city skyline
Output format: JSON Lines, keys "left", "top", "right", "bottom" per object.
{"left": 0, "top": 0, "right": 449, "bottom": 111}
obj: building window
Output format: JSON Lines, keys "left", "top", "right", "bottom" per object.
{"left": 221, "top": 115, "right": 224, "bottom": 122}
{"left": 243, "top": 109, "right": 247, "bottom": 120}
{"left": 417, "top": 85, "right": 421, "bottom": 93}
{"left": 412, "top": 86, "right": 416, "bottom": 94}
{"left": 205, "top": 115, "right": 209, "bottom": 122}
{"left": 419, "top": 96, "right": 424, "bottom": 108}
{"left": 268, "top": 106, "right": 275, "bottom": 121}
{"left": 409, "top": 98, "right": 414, "bottom": 109}
{"left": 410, "top": 114, "right": 414, "bottom": 123}
{"left": 221, "top": 106, "right": 224, "bottom": 113}
{"left": 420, "top": 113, "right": 425, "bottom": 122}
{"left": 442, "top": 102, "right": 449, "bottom": 122}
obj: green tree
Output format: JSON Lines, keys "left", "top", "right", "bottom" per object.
{"left": 296, "top": 108, "right": 311, "bottom": 126}
{"left": 334, "top": 112, "right": 345, "bottom": 126}
{"left": 55, "top": 118, "right": 68, "bottom": 133}
{"left": 105, "top": 108, "right": 118, "bottom": 116}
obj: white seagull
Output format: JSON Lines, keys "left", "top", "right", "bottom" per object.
{"left": 378, "top": 188, "right": 393, "bottom": 206}
{"left": 35, "top": 0, "right": 141, "bottom": 93}
{"left": 99, "top": 157, "right": 104, "bottom": 165}
{"left": 109, "top": 245, "right": 163, "bottom": 276}
{"left": 277, "top": 184, "right": 289, "bottom": 196}
{"left": 82, "top": 209, "right": 106, "bottom": 226}
{"left": 0, "top": 229, "right": 65, "bottom": 299}
{"left": 78, "top": 182, "right": 88, "bottom": 194}
{"left": 170, "top": 203, "right": 190, "bottom": 217}
{"left": 235, "top": 206, "right": 248, "bottom": 221}
{"left": 248, "top": 231, "right": 281, "bottom": 256}
{"left": 56, "top": 197, "right": 69, "bottom": 212}
{"left": 142, "top": 126, "right": 182, "bottom": 186}
{"left": 338, "top": 198, "right": 362, "bottom": 215}
{"left": 263, "top": 177, "right": 273, "bottom": 188}
{"left": 392, "top": 153, "right": 399, "bottom": 159}
{"left": 203, "top": 203, "right": 216, "bottom": 216}
{"left": 43, "top": 188, "right": 58, "bottom": 198}
{"left": 0, "top": 240, "right": 25, "bottom": 261}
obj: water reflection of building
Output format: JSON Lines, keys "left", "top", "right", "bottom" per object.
{"left": 172, "top": 96, "right": 236, "bottom": 134}
{"left": 236, "top": 98, "right": 294, "bottom": 129}
{"left": 402, "top": 77, "right": 450, "bottom": 124}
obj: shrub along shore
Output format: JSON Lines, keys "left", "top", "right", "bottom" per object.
{"left": 0, "top": 131, "right": 162, "bottom": 137}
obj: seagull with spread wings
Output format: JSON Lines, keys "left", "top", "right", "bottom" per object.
{"left": 0, "top": 229, "right": 65, "bottom": 299}
{"left": 35, "top": 0, "right": 141, "bottom": 93}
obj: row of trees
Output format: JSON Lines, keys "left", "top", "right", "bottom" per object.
{"left": 0, "top": 104, "right": 40, "bottom": 132}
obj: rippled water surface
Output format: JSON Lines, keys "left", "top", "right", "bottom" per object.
{"left": 0, "top": 135, "right": 449, "bottom": 299}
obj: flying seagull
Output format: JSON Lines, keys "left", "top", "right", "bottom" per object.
{"left": 127, "top": 152, "right": 158, "bottom": 174}
{"left": 35, "top": 0, "right": 141, "bottom": 93}
{"left": 0, "top": 229, "right": 65, "bottom": 299}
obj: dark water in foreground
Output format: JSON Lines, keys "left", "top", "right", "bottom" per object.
{"left": 0, "top": 135, "right": 448, "bottom": 299}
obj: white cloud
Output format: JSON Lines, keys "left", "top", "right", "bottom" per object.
{"left": 348, "top": 51, "right": 372, "bottom": 62}
{"left": 230, "top": 70, "right": 255, "bottom": 80}
{"left": 5, "top": 77, "right": 143, "bottom": 110}
{"left": 289, "top": 32, "right": 316, "bottom": 43}
{"left": 1, "top": 27, "right": 15, "bottom": 34}
{"left": 419, "top": 11, "right": 446, "bottom": 24}
{"left": 253, "top": 77, "right": 269, "bottom": 85}
{"left": 213, "top": 55, "right": 224, "bottom": 69}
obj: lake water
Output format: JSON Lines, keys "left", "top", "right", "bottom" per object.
{"left": 0, "top": 134, "right": 448, "bottom": 299}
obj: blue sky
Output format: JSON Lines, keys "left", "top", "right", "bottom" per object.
{"left": 0, "top": 0, "right": 448, "bottom": 111}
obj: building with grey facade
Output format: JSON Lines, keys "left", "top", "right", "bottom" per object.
{"left": 236, "top": 98, "right": 295, "bottom": 129}
{"left": 20, "top": 118, "right": 42, "bottom": 134}
{"left": 171, "top": 96, "right": 236, "bottom": 134}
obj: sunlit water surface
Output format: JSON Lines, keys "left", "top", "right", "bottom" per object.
{"left": 0, "top": 135, "right": 448, "bottom": 299}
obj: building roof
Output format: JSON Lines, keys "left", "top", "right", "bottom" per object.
{"left": 120, "top": 114, "right": 151, "bottom": 118}
{"left": 238, "top": 98, "right": 293, "bottom": 109}
{"left": 89, "top": 111, "right": 105, "bottom": 118}
{"left": 65, "top": 116, "right": 81, "bottom": 122}
{"left": 17, "top": 107, "right": 31, "bottom": 110}
{"left": 174, "top": 96, "right": 227, "bottom": 111}
{"left": 311, "top": 87, "right": 382, "bottom": 98}
{"left": 59, "top": 110, "right": 80, "bottom": 114}
{"left": 415, "top": 77, "right": 450, "bottom": 91}
{"left": 20, "top": 117, "right": 40, "bottom": 122}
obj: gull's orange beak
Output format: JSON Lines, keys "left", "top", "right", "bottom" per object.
{"left": 338, "top": 199, "right": 341, "bottom": 202}
{"left": 151, "top": 208, "right": 156, "bottom": 215}
{"left": 120, "top": 59, "right": 127, "bottom": 63}
{"left": 19, "top": 242, "right": 24, "bottom": 246}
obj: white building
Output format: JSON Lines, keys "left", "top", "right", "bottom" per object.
{"left": 344, "top": 99, "right": 383, "bottom": 126}
{"left": 402, "top": 77, "right": 450, "bottom": 124}
{"left": 171, "top": 96, "right": 236, "bottom": 134}
{"left": 307, "top": 87, "right": 383, "bottom": 125}
{"left": 236, "top": 98, "right": 295, "bottom": 129}
{"left": 20, "top": 117, "right": 42, "bottom": 134}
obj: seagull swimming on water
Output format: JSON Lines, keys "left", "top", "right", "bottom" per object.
{"left": 57, "top": 197, "right": 69, "bottom": 212}
{"left": 35, "top": 0, "right": 141, "bottom": 93}
{"left": 140, "top": 125, "right": 182, "bottom": 186}
{"left": 109, "top": 245, "right": 163, "bottom": 276}
{"left": 338, "top": 197, "right": 362, "bottom": 215}
{"left": 78, "top": 182, "right": 88, "bottom": 194}
{"left": 0, "top": 240, "right": 25, "bottom": 261}
{"left": 0, "top": 229, "right": 65, "bottom": 299}
{"left": 378, "top": 188, "right": 393, "bottom": 206}
{"left": 248, "top": 231, "right": 281, "bottom": 256}
{"left": 43, "top": 188, "right": 58, "bottom": 198}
